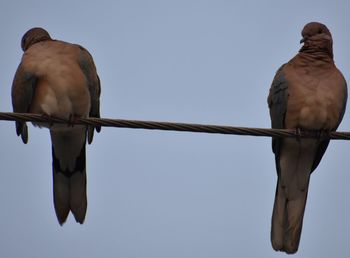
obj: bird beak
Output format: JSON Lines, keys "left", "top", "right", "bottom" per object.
{"left": 300, "top": 37, "right": 306, "bottom": 44}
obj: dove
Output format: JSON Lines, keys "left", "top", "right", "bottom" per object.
{"left": 268, "top": 22, "right": 347, "bottom": 253}
{"left": 12, "top": 27, "right": 101, "bottom": 225}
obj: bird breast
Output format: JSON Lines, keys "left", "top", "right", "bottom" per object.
{"left": 284, "top": 67, "right": 345, "bottom": 130}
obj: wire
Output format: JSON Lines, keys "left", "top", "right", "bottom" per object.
{"left": 1, "top": 112, "right": 349, "bottom": 140}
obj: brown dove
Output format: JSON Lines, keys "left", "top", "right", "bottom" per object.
{"left": 267, "top": 22, "right": 347, "bottom": 253}
{"left": 12, "top": 27, "right": 101, "bottom": 225}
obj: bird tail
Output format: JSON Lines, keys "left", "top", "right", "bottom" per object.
{"left": 271, "top": 178, "right": 309, "bottom": 254}
{"left": 271, "top": 138, "right": 315, "bottom": 254}
{"left": 51, "top": 129, "right": 87, "bottom": 225}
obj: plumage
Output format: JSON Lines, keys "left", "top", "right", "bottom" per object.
{"left": 268, "top": 22, "right": 347, "bottom": 253}
{"left": 11, "top": 27, "right": 101, "bottom": 225}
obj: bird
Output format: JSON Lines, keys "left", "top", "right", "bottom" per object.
{"left": 267, "top": 22, "right": 347, "bottom": 254}
{"left": 11, "top": 27, "right": 101, "bottom": 225}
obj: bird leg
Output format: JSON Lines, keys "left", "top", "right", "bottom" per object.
{"left": 316, "top": 129, "right": 331, "bottom": 141}
{"left": 296, "top": 128, "right": 330, "bottom": 140}
{"left": 295, "top": 127, "right": 302, "bottom": 141}
{"left": 67, "top": 114, "right": 79, "bottom": 127}
{"left": 41, "top": 113, "right": 54, "bottom": 127}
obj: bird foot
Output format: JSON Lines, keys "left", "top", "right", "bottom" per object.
{"left": 295, "top": 128, "right": 330, "bottom": 140}
{"left": 295, "top": 127, "right": 302, "bottom": 141}
{"left": 41, "top": 113, "right": 54, "bottom": 127}
{"left": 316, "top": 129, "right": 331, "bottom": 140}
{"left": 67, "top": 114, "right": 79, "bottom": 127}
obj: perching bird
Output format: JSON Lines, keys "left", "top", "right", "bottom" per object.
{"left": 267, "top": 22, "right": 347, "bottom": 254}
{"left": 12, "top": 27, "right": 101, "bottom": 225}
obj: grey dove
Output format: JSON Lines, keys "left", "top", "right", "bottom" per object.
{"left": 12, "top": 27, "right": 101, "bottom": 225}
{"left": 268, "top": 22, "right": 347, "bottom": 254}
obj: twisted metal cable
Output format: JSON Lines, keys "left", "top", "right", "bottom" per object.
{"left": 1, "top": 112, "right": 350, "bottom": 140}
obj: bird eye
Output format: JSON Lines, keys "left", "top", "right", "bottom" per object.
{"left": 318, "top": 29, "right": 322, "bottom": 34}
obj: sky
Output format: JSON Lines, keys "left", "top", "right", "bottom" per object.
{"left": 1, "top": 1, "right": 350, "bottom": 257}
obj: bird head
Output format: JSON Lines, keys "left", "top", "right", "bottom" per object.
{"left": 299, "top": 22, "right": 333, "bottom": 57}
{"left": 21, "top": 27, "right": 51, "bottom": 51}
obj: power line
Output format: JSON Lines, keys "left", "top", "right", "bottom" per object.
{"left": 0, "top": 112, "right": 349, "bottom": 140}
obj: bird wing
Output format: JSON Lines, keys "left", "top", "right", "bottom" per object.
{"left": 268, "top": 64, "right": 288, "bottom": 175}
{"left": 76, "top": 44, "right": 101, "bottom": 144}
{"left": 11, "top": 59, "right": 38, "bottom": 143}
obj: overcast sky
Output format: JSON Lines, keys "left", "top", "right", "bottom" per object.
{"left": 1, "top": 1, "right": 350, "bottom": 257}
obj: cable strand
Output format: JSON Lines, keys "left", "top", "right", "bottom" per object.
{"left": 1, "top": 112, "right": 350, "bottom": 140}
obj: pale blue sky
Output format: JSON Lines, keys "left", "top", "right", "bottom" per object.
{"left": 1, "top": 1, "right": 350, "bottom": 257}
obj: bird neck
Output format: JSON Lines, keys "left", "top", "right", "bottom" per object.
{"left": 297, "top": 50, "right": 334, "bottom": 66}
{"left": 24, "top": 35, "right": 52, "bottom": 51}
{"left": 299, "top": 40, "right": 333, "bottom": 60}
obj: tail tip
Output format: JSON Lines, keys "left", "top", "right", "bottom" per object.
{"left": 271, "top": 240, "right": 299, "bottom": 254}
{"left": 72, "top": 208, "right": 86, "bottom": 224}
{"left": 56, "top": 213, "right": 68, "bottom": 226}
